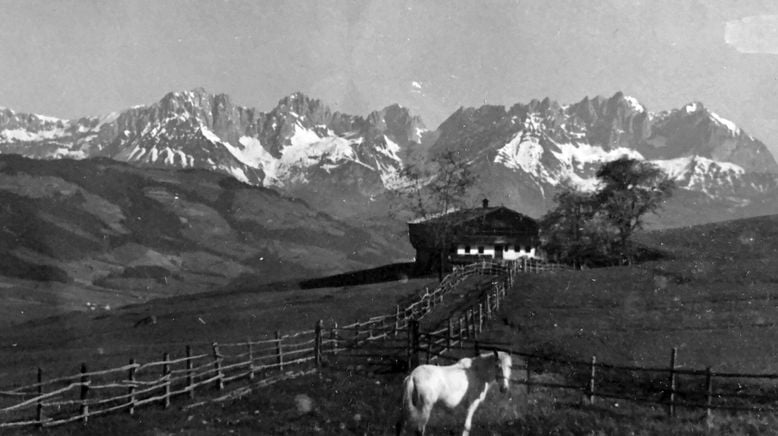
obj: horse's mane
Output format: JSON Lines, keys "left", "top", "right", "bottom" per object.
{"left": 453, "top": 351, "right": 508, "bottom": 369}
{"left": 452, "top": 357, "right": 475, "bottom": 369}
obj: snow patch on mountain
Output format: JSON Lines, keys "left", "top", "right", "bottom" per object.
{"left": 684, "top": 102, "right": 702, "bottom": 113}
{"left": 624, "top": 96, "right": 645, "bottom": 113}
{"left": 709, "top": 111, "right": 740, "bottom": 136}
{"left": 231, "top": 135, "right": 275, "bottom": 170}
{"left": 0, "top": 126, "right": 67, "bottom": 142}
{"left": 652, "top": 156, "right": 746, "bottom": 195}
{"left": 496, "top": 131, "right": 646, "bottom": 190}
{"left": 34, "top": 113, "right": 65, "bottom": 123}
{"left": 495, "top": 131, "right": 547, "bottom": 178}
{"left": 552, "top": 142, "right": 643, "bottom": 172}
{"left": 376, "top": 135, "right": 405, "bottom": 189}
{"left": 282, "top": 124, "right": 371, "bottom": 172}
{"left": 207, "top": 121, "right": 379, "bottom": 187}
{"left": 379, "top": 135, "right": 401, "bottom": 161}
{"left": 652, "top": 157, "right": 694, "bottom": 180}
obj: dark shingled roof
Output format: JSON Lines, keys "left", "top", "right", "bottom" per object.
{"left": 409, "top": 206, "right": 528, "bottom": 226}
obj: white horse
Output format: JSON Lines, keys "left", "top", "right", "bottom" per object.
{"left": 396, "top": 350, "right": 513, "bottom": 436}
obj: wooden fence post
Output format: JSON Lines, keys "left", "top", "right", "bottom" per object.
{"left": 212, "top": 342, "right": 224, "bottom": 390}
{"left": 485, "top": 294, "right": 492, "bottom": 320}
{"left": 474, "top": 340, "right": 480, "bottom": 356}
{"left": 128, "top": 358, "right": 136, "bottom": 414}
{"left": 331, "top": 322, "right": 338, "bottom": 355}
{"left": 526, "top": 357, "right": 532, "bottom": 395}
{"left": 394, "top": 305, "right": 401, "bottom": 336}
{"left": 459, "top": 316, "right": 465, "bottom": 345}
{"left": 408, "top": 319, "right": 420, "bottom": 369}
{"left": 588, "top": 355, "right": 597, "bottom": 404}
{"left": 478, "top": 303, "right": 484, "bottom": 334}
{"left": 447, "top": 318, "right": 453, "bottom": 350}
{"left": 406, "top": 319, "right": 413, "bottom": 368}
{"left": 354, "top": 323, "right": 361, "bottom": 347}
{"left": 275, "top": 331, "right": 284, "bottom": 372}
{"left": 185, "top": 346, "right": 194, "bottom": 399}
{"left": 426, "top": 333, "right": 432, "bottom": 363}
{"left": 80, "top": 363, "right": 89, "bottom": 425}
{"left": 667, "top": 347, "right": 677, "bottom": 418}
{"left": 36, "top": 367, "right": 44, "bottom": 427}
{"left": 705, "top": 367, "right": 713, "bottom": 422}
{"left": 315, "top": 320, "right": 323, "bottom": 369}
{"left": 247, "top": 340, "right": 255, "bottom": 380}
{"left": 162, "top": 352, "right": 171, "bottom": 409}
{"left": 465, "top": 309, "right": 471, "bottom": 338}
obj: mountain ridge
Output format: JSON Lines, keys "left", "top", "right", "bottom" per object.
{"left": 1, "top": 89, "right": 777, "bottom": 225}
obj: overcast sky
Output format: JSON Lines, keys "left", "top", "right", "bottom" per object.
{"left": 3, "top": 0, "right": 778, "bottom": 156}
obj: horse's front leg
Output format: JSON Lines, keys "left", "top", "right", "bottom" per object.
{"left": 462, "top": 383, "right": 490, "bottom": 436}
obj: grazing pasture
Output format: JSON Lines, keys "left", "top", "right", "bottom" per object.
{"left": 0, "top": 278, "right": 437, "bottom": 388}
{"left": 484, "top": 215, "right": 778, "bottom": 373}
{"left": 6, "top": 215, "right": 778, "bottom": 434}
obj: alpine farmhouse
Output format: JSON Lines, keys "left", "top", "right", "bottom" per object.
{"left": 408, "top": 199, "right": 540, "bottom": 272}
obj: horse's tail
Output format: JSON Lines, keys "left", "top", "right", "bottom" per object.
{"left": 396, "top": 375, "right": 415, "bottom": 436}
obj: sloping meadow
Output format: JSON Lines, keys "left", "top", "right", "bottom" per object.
{"left": 491, "top": 215, "right": 778, "bottom": 373}
{"left": 0, "top": 155, "right": 408, "bottom": 326}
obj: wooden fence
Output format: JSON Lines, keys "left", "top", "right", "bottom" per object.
{"left": 373, "top": 261, "right": 778, "bottom": 419}
{"left": 415, "top": 339, "right": 778, "bottom": 418}
{"left": 0, "top": 327, "right": 322, "bottom": 428}
{"left": 0, "top": 258, "right": 537, "bottom": 429}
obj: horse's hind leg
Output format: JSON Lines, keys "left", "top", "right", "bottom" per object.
{"left": 395, "top": 402, "right": 428, "bottom": 436}
{"left": 414, "top": 403, "right": 432, "bottom": 436}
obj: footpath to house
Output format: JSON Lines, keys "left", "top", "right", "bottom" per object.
{"left": 416, "top": 274, "right": 502, "bottom": 336}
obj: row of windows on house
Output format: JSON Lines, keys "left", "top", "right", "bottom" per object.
{"left": 454, "top": 244, "right": 537, "bottom": 259}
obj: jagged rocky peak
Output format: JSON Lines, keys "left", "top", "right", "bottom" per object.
{"left": 525, "top": 96, "right": 562, "bottom": 114}
{"left": 274, "top": 92, "right": 333, "bottom": 126}
{"left": 681, "top": 101, "right": 705, "bottom": 114}
{"left": 365, "top": 103, "right": 427, "bottom": 144}
{"left": 438, "top": 104, "right": 509, "bottom": 132}
{"left": 568, "top": 92, "right": 645, "bottom": 122}
{"left": 0, "top": 107, "right": 67, "bottom": 131}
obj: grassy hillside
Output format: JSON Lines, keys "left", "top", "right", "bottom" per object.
{"left": 0, "top": 276, "right": 437, "bottom": 387}
{"left": 5, "top": 193, "right": 778, "bottom": 434}
{"left": 483, "top": 214, "right": 778, "bottom": 374}
{"left": 0, "top": 155, "right": 411, "bottom": 326}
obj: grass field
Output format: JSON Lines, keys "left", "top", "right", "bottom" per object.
{"left": 0, "top": 277, "right": 437, "bottom": 388}
{"left": 6, "top": 215, "right": 778, "bottom": 434}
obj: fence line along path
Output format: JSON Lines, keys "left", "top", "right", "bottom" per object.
{"left": 0, "top": 259, "right": 534, "bottom": 429}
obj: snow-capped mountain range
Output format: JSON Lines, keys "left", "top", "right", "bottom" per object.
{"left": 0, "top": 88, "right": 425, "bottom": 189}
{"left": 1, "top": 89, "right": 776, "bottom": 225}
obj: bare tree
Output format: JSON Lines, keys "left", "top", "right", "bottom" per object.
{"left": 396, "top": 150, "right": 478, "bottom": 279}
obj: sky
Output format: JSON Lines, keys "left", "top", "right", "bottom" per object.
{"left": 3, "top": 0, "right": 778, "bottom": 156}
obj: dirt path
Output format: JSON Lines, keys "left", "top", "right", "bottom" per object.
{"left": 419, "top": 274, "right": 501, "bottom": 332}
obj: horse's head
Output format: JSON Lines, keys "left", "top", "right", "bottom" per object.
{"left": 493, "top": 350, "right": 512, "bottom": 393}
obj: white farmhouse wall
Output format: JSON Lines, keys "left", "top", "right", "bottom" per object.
{"left": 456, "top": 244, "right": 536, "bottom": 259}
